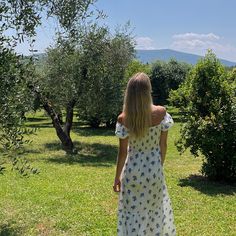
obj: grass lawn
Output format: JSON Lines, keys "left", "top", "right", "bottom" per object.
{"left": 0, "top": 108, "right": 235, "bottom": 236}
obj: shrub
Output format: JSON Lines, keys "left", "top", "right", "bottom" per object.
{"left": 169, "top": 51, "right": 236, "bottom": 182}
{"left": 150, "top": 59, "right": 191, "bottom": 105}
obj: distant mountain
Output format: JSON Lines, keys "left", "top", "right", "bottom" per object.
{"left": 28, "top": 49, "right": 236, "bottom": 67}
{"left": 136, "top": 49, "right": 236, "bottom": 67}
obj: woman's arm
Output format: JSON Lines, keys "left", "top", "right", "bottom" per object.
{"left": 115, "top": 137, "right": 128, "bottom": 179}
{"left": 113, "top": 137, "right": 128, "bottom": 192}
{"left": 159, "top": 131, "right": 168, "bottom": 165}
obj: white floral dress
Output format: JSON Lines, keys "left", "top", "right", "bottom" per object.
{"left": 115, "top": 112, "right": 176, "bottom": 236}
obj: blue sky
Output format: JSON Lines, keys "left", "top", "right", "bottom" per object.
{"left": 16, "top": 0, "right": 236, "bottom": 62}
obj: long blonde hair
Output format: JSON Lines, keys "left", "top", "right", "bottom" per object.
{"left": 123, "top": 72, "right": 153, "bottom": 138}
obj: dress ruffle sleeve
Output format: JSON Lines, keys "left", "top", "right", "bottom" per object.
{"left": 161, "top": 112, "right": 174, "bottom": 131}
{"left": 115, "top": 122, "right": 129, "bottom": 139}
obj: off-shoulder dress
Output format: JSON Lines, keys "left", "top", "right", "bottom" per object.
{"left": 115, "top": 112, "right": 176, "bottom": 236}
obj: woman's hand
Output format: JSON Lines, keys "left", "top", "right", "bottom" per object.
{"left": 113, "top": 178, "right": 121, "bottom": 192}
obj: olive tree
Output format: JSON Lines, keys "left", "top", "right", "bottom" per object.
{"left": 76, "top": 26, "right": 135, "bottom": 128}
{"left": 0, "top": 0, "right": 99, "bottom": 169}
{"left": 40, "top": 25, "right": 134, "bottom": 155}
{"left": 0, "top": 47, "right": 38, "bottom": 174}
{"left": 36, "top": 37, "right": 84, "bottom": 153}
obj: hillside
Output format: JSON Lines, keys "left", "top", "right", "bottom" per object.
{"left": 136, "top": 49, "right": 236, "bottom": 67}
{"left": 27, "top": 49, "right": 236, "bottom": 68}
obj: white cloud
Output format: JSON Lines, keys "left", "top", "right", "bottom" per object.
{"left": 135, "top": 37, "right": 157, "bottom": 50}
{"left": 173, "top": 33, "right": 220, "bottom": 41}
{"left": 171, "top": 32, "right": 236, "bottom": 62}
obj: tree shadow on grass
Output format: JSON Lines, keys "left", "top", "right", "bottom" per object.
{"left": 25, "top": 120, "right": 87, "bottom": 129}
{"left": 72, "top": 125, "right": 114, "bottom": 137}
{"left": 25, "top": 121, "right": 53, "bottom": 128}
{"left": 44, "top": 141, "right": 64, "bottom": 151}
{"left": 24, "top": 119, "right": 115, "bottom": 136}
{"left": 178, "top": 174, "right": 236, "bottom": 196}
{"left": 170, "top": 117, "right": 184, "bottom": 123}
{"left": 0, "top": 223, "right": 21, "bottom": 236}
{"left": 44, "top": 141, "right": 117, "bottom": 167}
{"left": 26, "top": 117, "right": 48, "bottom": 122}
{"left": 17, "top": 147, "right": 42, "bottom": 155}
{"left": 167, "top": 108, "right": 187, "bottom": 124}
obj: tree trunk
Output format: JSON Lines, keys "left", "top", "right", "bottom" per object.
{"left": 42, "top": 101, "right": 76, "bottom": 154}
{"left": 63, "top": 99, "right": 76, "bottom": 136}
{"left": 58, "top": 109, "right": 63, "bottom": 125}
{"left": 31, "top": 86, "right": 76, "bottom": 154}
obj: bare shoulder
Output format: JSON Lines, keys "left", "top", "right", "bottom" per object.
{"left": 151, "top": 105, "right": 167, "bottom": 125}
{"left": 152, "top": 105, "right": 166, "bottom": 115}
{"left": 117, "top": 112, "right": 125, "bottom": 124}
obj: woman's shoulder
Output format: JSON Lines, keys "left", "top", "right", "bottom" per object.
{"left": 151, "top": 105, "right": 167, "bottom": 125}
{"left": 152, "top": 105, "right": 166, "bottom": 113}
{"left": 152, "top": 105, "right": 166, "bottom": 116}
{"left": 115, "top": 113, "right": 129, "bottom": 139}
{"left": 117, "top": 112, "right": 125, "bottom": 125}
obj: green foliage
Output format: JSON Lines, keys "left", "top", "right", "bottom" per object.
{"left": 150, "top": 60, "right": 169, "bottom": 105}
{"left": 0, "top": 0, "right": 100, "bottom": 162}
{"left": 0, "top": 0, "right": 98, "bottom": 44}
{"left": 170, "top": 51, "right": 236, "bottom": 182}
{"left": 0, "top": 48, "right": 33, "bottom": 149}
{"left": 76, "top": 26, "right": 135, "bottom": 127}
{"left": 42, "top": 42, "right": 82, "bottom": 112}
{"left": 42, "top": 25, "right": 134, "bottom": 128}
{"left": 125, "top": 59, "right": 151, "bottom": 81}
{"left": 0, "top": 47, "right": 38, "bottom": 174}
{"left": 10, "top": 155, "right": 40, "bottom": 176}
{"left": 150, "top": 59, "right": 191, "bottom": 105}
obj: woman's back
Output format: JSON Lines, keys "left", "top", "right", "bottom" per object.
{"left": 114, "top": 72, "right": 176, "bottom": 235}
{"left": 115, "top": 110, "right": 176, "bottom": 235}
{"left": 115, "top": 105, "right": 173, "bottom": 152}
{"left": 116, "top": 122, "right": 161, "bottom": 154}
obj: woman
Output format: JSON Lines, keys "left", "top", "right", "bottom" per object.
{"left": 113, "top": 72, "right": 176, "bottom": 235}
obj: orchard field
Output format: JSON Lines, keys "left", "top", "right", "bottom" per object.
{"left": 0, "top": 107, "right": 235, "bottom": 236}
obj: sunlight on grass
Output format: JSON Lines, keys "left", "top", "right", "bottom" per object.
{"left": 0, "top": 109, "right": 235, "bottom": 235}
